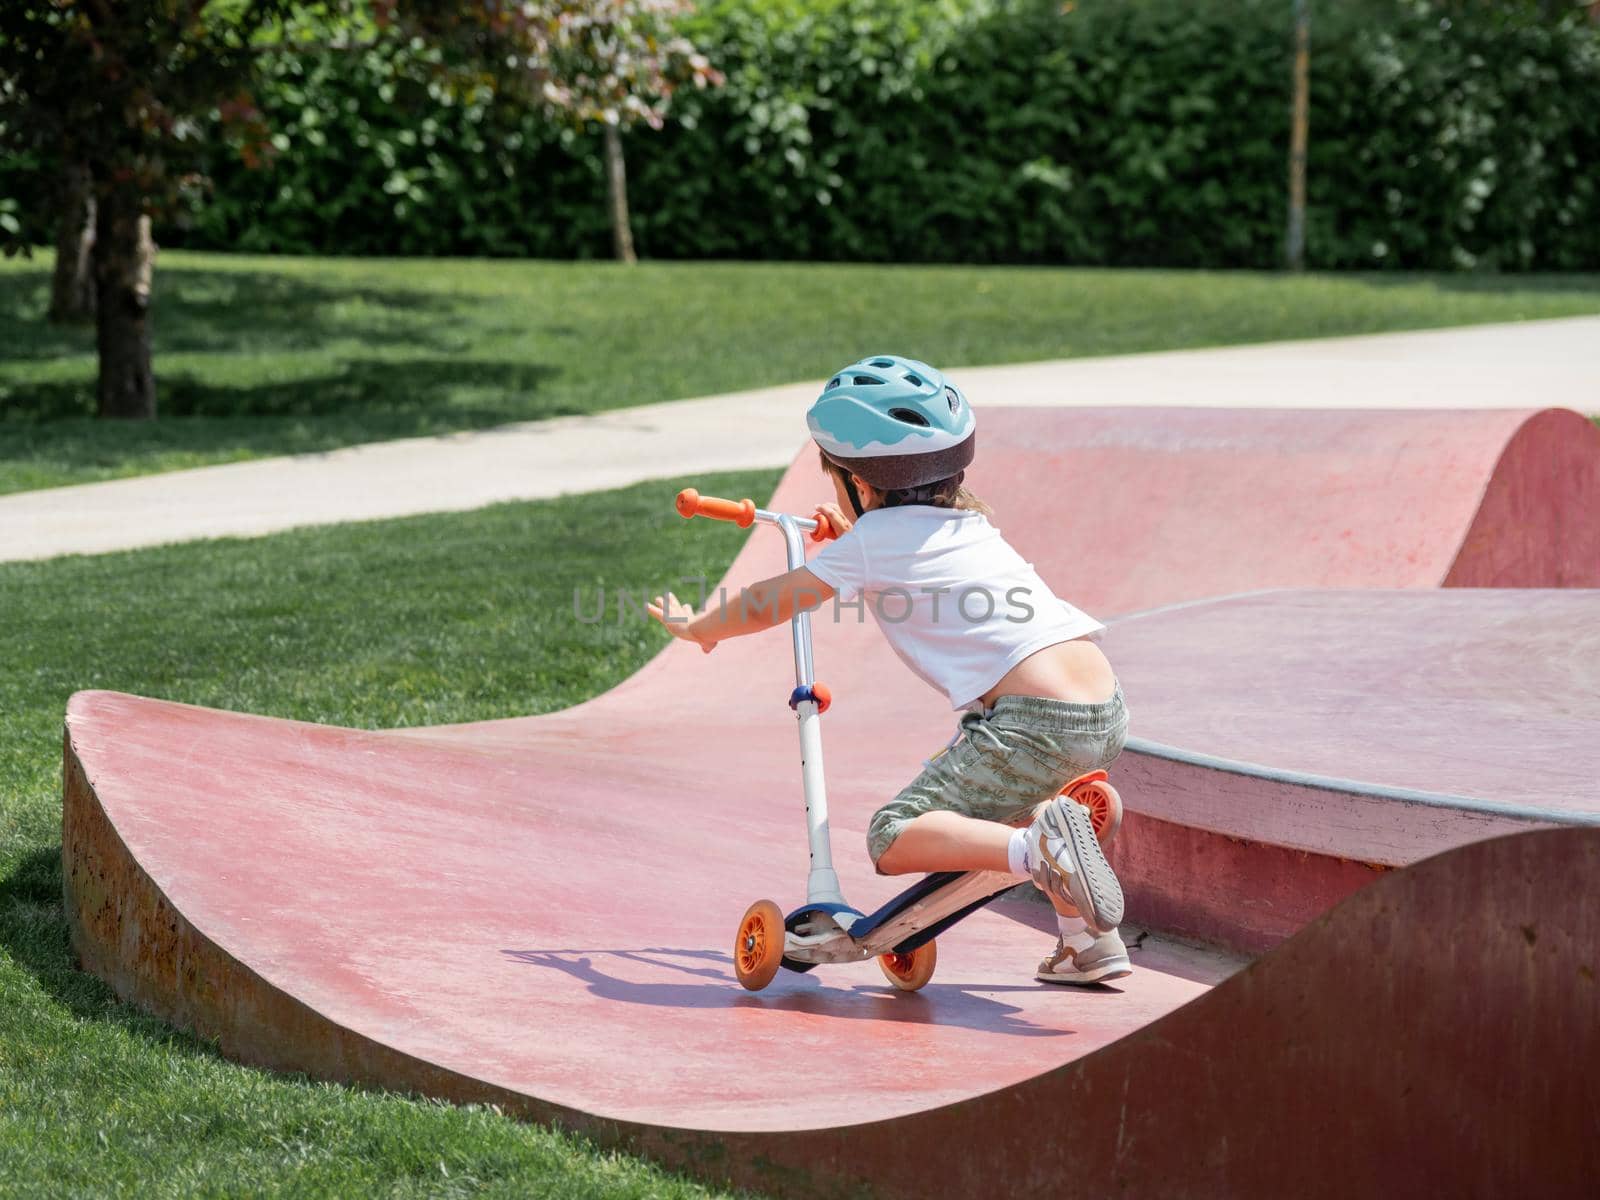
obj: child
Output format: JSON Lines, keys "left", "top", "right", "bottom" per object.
{"left": 649, "top": 355, "right": 1131, "bottom": 986}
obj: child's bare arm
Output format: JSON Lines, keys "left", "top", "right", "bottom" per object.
{"left": 650, "top": 567, "right": 836, "bottom": 651}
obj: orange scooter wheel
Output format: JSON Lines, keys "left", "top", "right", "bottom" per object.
{"left": 1066, "top": 771, "right": 1124, "bottom": 846}
{"left": 878, "top": 940, "right": 937, "bottom": 992}
{"left": 733, "top": 899, "right": 785, "bottom": 991}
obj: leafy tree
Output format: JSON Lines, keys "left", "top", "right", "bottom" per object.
{"left": 0, "top": 1, "right": 290, "bottom": 419}
{"left": 378, "top": 0, "right": 721, "bottom": 261}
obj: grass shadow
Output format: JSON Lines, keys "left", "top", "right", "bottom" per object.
{"left": 2, "top": 358, "right": 565, "bottom": 424}
{"left": 1333, "top": 270, "right": 1600, "bottom": 298}
{"left": 0, "top": 270, "right": 95, "bottom": 361}
{"left": 0, "top": 844, "right": 220, "bottom": 1053}
{"left": 0, "top": 359, "right": 570, "bottom": 486}
{"left": 162, "top": 358, "right": 567, "bottom": 422}
{"left": 0, "top": 266, "right": 477, "bottom": 364}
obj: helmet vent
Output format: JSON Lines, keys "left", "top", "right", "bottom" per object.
{"left": 888, "top": 407, "right": 931, "bottom": 427}
{"left": 945, "top": 386, "right": 961, "bottom": 413}
{"left": 869, "top": 358, "right": 896, "bottom": 368}
{"left": 853, "top": 374, "right": 885, "bottom": 386}
{"left": 824, "top": 377, "right": 841, "bottom": 391}
{"left": 903, "top": 373, "right": 923, "bottom": 387}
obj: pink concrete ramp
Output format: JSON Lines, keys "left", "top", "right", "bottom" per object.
{"left": 61, "top": 727, "right": 1600, "bottom": 1194}
{"left": 62, "top": 406, "right": 1600, "bottom": 1195}
{"left": 958, "top": 406, "right": 1600, "bottom": 616}
{"left": 1102, "top": 588, "right": 1600, "bottom": 951}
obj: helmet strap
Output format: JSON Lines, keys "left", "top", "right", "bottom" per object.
{"left": 841, "top": 472, "right": 866, "bottom": 519}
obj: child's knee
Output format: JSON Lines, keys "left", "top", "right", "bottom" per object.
{"left": 867, "top": 800, "right": 926, "bottom": 874}
{"left": 867, "top": 816, "right": 910, "bottom": 875}
{"left": 873, "top": 836, "right": 913, "bottom": 876}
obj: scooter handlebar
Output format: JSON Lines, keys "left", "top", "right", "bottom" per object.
{"left": 676, "top": 488, "right": 755, "bottom": 527}
{"left": 675, "top": 488, "right": 840, "bottom": 542}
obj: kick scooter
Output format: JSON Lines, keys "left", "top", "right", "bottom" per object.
{"left": 674, "top": 487, "right": 1123, "bottom": 993}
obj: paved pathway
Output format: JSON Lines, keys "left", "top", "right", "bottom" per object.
{"left": 4, "top": 316, "right": 1596, "bottom": 563}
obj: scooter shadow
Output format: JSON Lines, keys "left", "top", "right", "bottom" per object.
{"left": 501, "top": 947, "right": 1108, "bottom": 1038}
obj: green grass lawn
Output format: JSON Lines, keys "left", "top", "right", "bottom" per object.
{"left": 3, "top": 252, "right": 1599, "bottom": 495}
{"left": 0, "top": 469, "right": 780, "bottom": 1198}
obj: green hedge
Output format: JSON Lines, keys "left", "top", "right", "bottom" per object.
{"left": 156, "top": 0, "right": 1600, "bottom": 269}
{"left": 1308, "top": 2, "right": 1600, "bottom": 270}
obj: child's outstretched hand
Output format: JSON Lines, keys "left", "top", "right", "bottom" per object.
{"left": 814, "top": 501, "right": 853, "bottom": 537}
{"left": 648, "top": 591, "right": 716, "bottom": 653}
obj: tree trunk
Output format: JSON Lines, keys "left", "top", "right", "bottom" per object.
{"left": 94, "top": 189, "right": 157, "bottom": 420}
{"left": 48, "top": 162, "right": 97, "bottom": 324}
{"left": 603, "top": 123, "right": 637, "bottom": 264}
{"left": 1284, "top": 0, "right": 1311, "bottom": 271}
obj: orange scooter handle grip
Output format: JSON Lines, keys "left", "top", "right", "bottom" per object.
{"left": 674, "top": 487, "right": 841, "bottom": 542}
{"left": 676, "top": 488, "right": 756, "bottom": 527}
{"left": 809, "top": 512, "right": 840, "bottom": 542}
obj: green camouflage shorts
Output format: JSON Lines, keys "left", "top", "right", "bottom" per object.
{"left": 867, "top": 688, "right": 1129, "bottom": 867}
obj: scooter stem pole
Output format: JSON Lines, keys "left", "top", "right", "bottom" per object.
{"left": 776, "top": 514, "right": 843, "bottom": 908}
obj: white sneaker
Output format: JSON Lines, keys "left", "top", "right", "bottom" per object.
{"left": 1037, "top": 927, "right": 1133, "bottom": 986}
{"left": 1027, "top": 796, "right": 1125, "bottom": 935}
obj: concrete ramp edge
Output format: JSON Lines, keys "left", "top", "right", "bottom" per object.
{"left": 63, "top": 724, "right": 1600, "bottom": 1198}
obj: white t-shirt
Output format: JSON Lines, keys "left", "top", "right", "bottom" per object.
{"left": 805, "top": 505, "right": 1104, "bottom": 710}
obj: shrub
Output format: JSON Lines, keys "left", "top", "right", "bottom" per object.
{"left": 158, "top": 0, "right": 1600, "bottom": 269}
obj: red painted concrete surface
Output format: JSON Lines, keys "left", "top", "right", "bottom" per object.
{"left": 963, "top": 406, "right": 1600, "bottom": 614}
{"left": 1112, "top": 588, "right": 1600, "bottom": 835}
{"left": 62, "top": 407, "right": 1600, "bottom": 1195}
{"left": 1102, "top": 588, "right": 1600, "bottom": 952}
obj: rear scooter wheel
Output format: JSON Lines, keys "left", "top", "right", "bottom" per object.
{"left": 1067, "top": 774, "right": 1123, "bottom": 846}
{"left": 733, "top": 900, "right": 785, "bottom": 991}
{"left": 878, "top": 940, "right": 937, "bottom": 992}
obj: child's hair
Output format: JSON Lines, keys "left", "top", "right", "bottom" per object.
{"left": 819, "top": 450, "right": 993, "bottom": 517}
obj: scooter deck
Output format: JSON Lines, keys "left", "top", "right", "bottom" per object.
{"left": 851, "top": 869, "right": 1019, "bottom": 954}
{"left": 782, "top": 869, "right": 1018, "bottom": 970}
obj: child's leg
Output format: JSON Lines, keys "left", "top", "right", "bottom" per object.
{"left": 873, "top": 810, "right": 1011, "bottom": 874}
{"left": 874, "top": 810, "right": 1083, "bottom": 920}
{"left": 870, "top": 693, "right": 1134, "bottom": 931}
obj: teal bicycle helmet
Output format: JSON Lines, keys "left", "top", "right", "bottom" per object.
{"left": 807, "top": 355, "right": 977, "bottom": 493}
